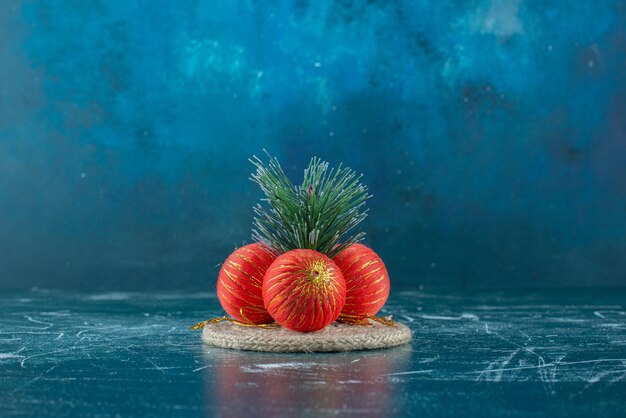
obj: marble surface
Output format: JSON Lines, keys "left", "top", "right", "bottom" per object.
{"left": 1, "top": 289, "right": 625, "bottom": 417}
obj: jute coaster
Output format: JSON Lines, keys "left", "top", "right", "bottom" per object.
{"left": 201, "top": 319, "right": 412, "bottom": 353}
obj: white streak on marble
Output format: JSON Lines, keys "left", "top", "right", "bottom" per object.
{"left": 0, "top": 347, "right": 26, "bottom": 360}
{"left": 476, "top": 359, "right": 626, "bottom": 373}
{"left": 88, "top": 292, "right": 132, "bottom": 301}
{"left": 416, "top": 313, "right": 479, "bottom": 321}
{"left": 246, "top": 362, "right": 326, "bottom": 371}
{"left": 6, "top": 365, "right": 58, "bottom": 397}
{"left": 385, "top": 370, "right": 434, "bottom": 376}
{"left": 40, "top": 311, "right": 71, "bottom": 317}
{"left": 476, "top": 348, "right": 520, "bottom": 382}
{"left": 547, "top": 318, "right": 586, "bottom": 323}
{"left": 586, "top": 369, "right": 626, "bottom": 384}
{"left": 124, "top": 345, "right": 166, "bottom": 374}
{"left": 24, "top": 316, "right": 53, "bottom": 328}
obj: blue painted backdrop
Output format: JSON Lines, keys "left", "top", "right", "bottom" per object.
{"left": 1, "top": 0, "right": 625, "bottom": 290}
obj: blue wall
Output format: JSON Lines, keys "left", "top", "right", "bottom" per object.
{"left": 1, "top": 0, "right": 625, "bottom": 290}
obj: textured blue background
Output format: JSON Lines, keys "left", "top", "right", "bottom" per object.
{"left": 1, "top": 0, "right": 625, "bottom": 290}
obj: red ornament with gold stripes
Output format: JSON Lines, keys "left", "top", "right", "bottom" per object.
{"left": 263, "top": 249, "right": 346, "bottom": 332}
{"left": 216, "top": 243, "right": 277, "bottom": 324}
{"left": 333, "top": 243, "right": 390, "bottom": 318}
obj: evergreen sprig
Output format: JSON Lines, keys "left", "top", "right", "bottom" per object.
{"left": 250, "top": 153, "right": 371, "bottom": 258}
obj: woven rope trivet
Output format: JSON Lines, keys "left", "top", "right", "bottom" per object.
{"left": 201, "top": 319, "right": 412, "bottom": 353}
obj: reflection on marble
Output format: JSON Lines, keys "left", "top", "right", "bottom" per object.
{"left": 0, "top": 289, "right": 625, "bottom": 417}
{"left": 204, "top": 346, "right": 411, "bottom": 417}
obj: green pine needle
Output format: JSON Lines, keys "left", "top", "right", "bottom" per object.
{"left": 250, "top": 152, "right": 371, "bottom": 258}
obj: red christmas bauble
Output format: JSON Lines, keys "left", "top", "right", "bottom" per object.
{"left": 333, "top": 243, "right": 390, "bottom": 317}
{"left": 263, "top": 249, "right": 346, "bottom": 332}
{"left": 217, "top": 243, "right": 277, "bottom": 324}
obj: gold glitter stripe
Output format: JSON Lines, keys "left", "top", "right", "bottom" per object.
{"left": 220, "top": 276, "right": 264, "bottom": 301}
{"left": 336, "top": 313, "right": 396, "bottom": 327}
{"left": 191, "top": 317, "right": 280, "bottom": 330}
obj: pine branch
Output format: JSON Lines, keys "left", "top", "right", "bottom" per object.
{"left": 250, "top": 153, "right": 371, "bottom": 258}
